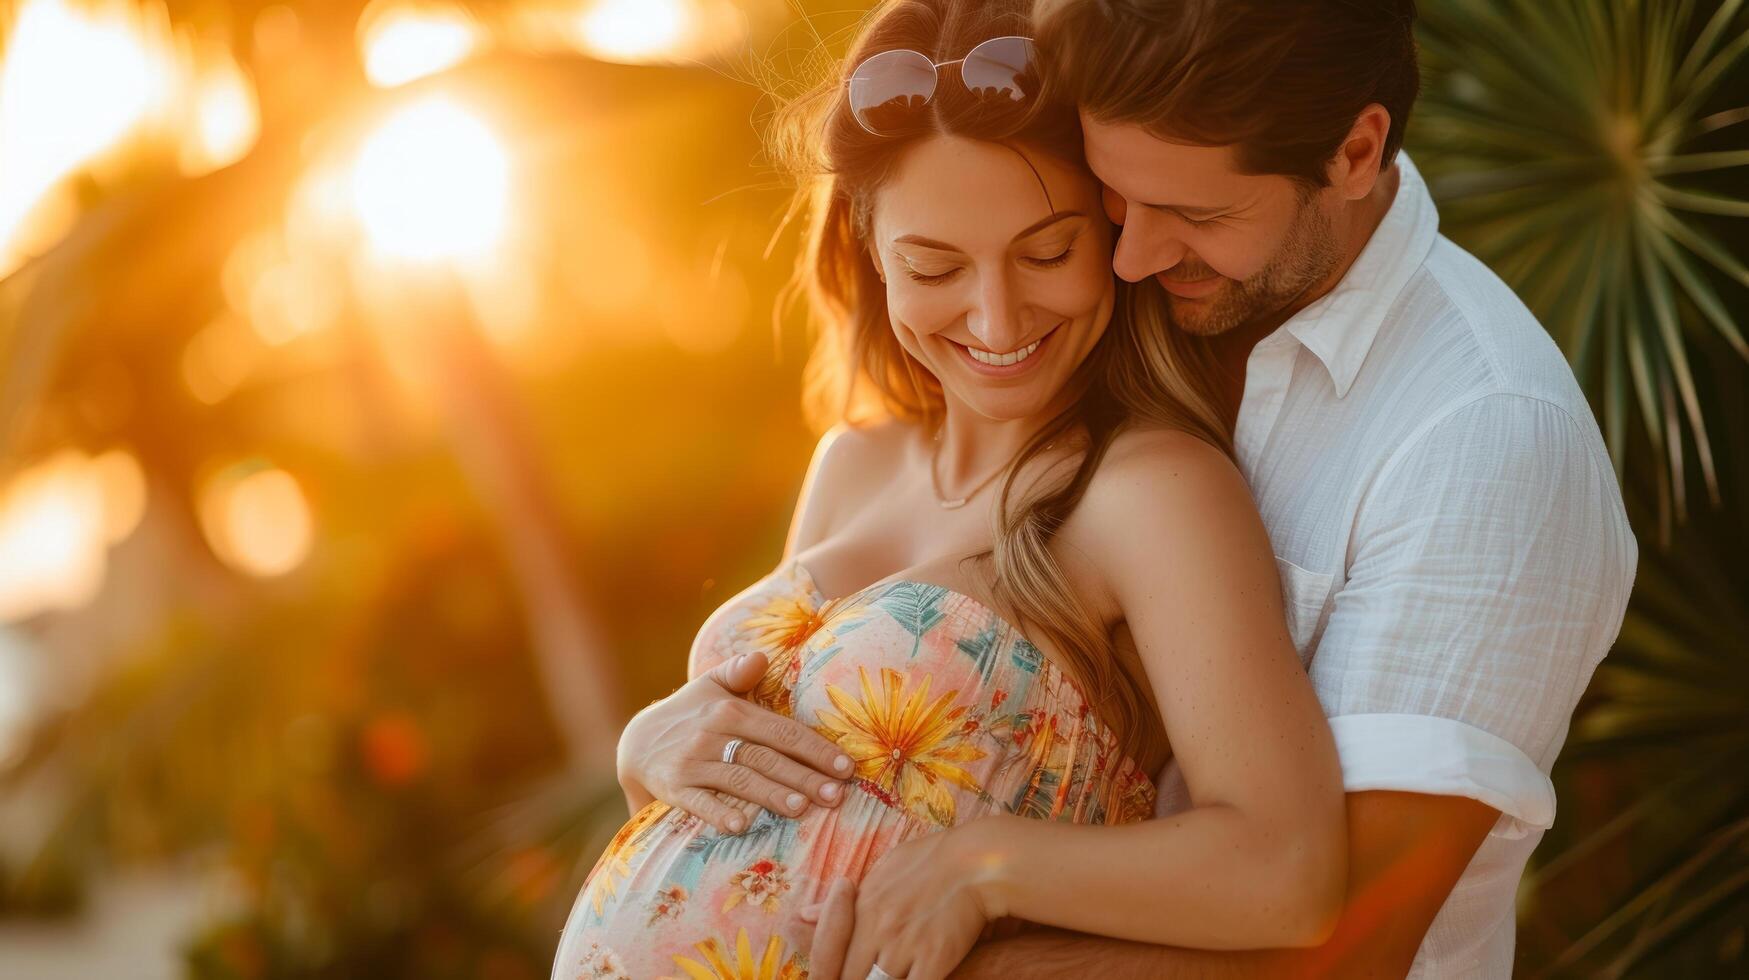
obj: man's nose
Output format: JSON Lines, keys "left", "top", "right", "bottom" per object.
{"left": 1111, "top": 212, "right": 1183, "bottom": 284}
{"left": 965, "top": 271, "right": 1027, "bottom": 351}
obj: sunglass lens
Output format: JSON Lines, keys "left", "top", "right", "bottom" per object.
{"left": 849, "top": 49, "right": 938, "bottom": 135}
{"left": 962, "top": 36, "right": 1038, "bottom": 102}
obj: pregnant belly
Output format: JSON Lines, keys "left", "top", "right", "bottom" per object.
{"left": 552, "top": 786, "right": 947, "bottom": 979}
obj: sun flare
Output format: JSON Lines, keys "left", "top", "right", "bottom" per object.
{"left": 349, "top": 97, "right": 511, "bottom": 262}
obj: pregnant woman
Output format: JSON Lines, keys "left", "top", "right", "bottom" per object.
{"left": 553, "top": 2, "right": 1345, "bottom": 977}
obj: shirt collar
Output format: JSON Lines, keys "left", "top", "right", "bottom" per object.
{"left": 1271, "top": 151, "right": 1441, "bottom": 399}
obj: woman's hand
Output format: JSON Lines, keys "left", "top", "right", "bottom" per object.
{"left": 801, "top": 818, "right": 1007, "bottom": 980}
{"left": 616, "top": 650, "right": 853, "bottom": 832}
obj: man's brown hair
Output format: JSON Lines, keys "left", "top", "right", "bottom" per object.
{"left": 1036, "top": 0, "right": 1420, "bottom": 185}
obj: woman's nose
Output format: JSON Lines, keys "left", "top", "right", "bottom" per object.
{"left": 965, "top": 271, "right": 1027, "bottom": 351}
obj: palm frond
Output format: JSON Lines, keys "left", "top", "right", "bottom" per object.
{"left": 1411, "top": 0, "right": 1749, "bottom": 537}
{"left": 1526, "top": 437, "right": 1749, "bottom": 974}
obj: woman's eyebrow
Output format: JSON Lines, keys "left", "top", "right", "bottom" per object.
{"left": 892, "top": 233, "right": 962, "bottom": 251}
{"left": 891, "top": 210, "right": 1085, "bottom": 252}
{"left": 1012, "top": 210, "right": 1085, "bottom": 240}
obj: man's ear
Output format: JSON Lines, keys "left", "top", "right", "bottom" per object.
{"left": 1330, "top": 103, "right": 1391, "bottom": 200}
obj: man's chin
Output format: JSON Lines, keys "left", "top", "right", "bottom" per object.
{"left": 1163, "top": 293, "right": 1235, "bottom": 337}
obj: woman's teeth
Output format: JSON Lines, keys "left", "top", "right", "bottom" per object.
{"left": 965, "top": 337, "right": 1042, "bottom": 366}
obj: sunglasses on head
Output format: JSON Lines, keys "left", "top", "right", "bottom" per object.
{"left": 846, "top": 35, "right": 1041, "bottom": 137}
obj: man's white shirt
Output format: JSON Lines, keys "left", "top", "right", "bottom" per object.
{"left": 1149, "top": 152, "right": 1638, "bottom": 978}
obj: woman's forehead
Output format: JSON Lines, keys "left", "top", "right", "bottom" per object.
{"left": 872, "top": 136, "right": 1094, "bottom": 248}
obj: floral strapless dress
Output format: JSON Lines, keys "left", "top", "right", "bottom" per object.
{"left": 552, "top": 557, "right": 1156, "bottom": 980}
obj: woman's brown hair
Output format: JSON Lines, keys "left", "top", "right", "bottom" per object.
{"left": 769, "top": 0, "right": 1235, "bottom": 768}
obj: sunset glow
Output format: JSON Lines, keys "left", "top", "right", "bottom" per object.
{"left": 359, "top": 1, "right": 483, "bottom": 87}
{"left": 0, "top": 0, "right": 174, "bottom": 274}
{"left": 350, "top": 97, "right": 511, "bottom": 261}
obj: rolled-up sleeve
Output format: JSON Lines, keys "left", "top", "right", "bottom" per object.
{"left": 1312, "top": 392, "right": 1637, "bottom": 838}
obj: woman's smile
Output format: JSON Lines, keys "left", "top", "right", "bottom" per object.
{"left": 947, "top": 321, "right": 1062, "bottom": 378}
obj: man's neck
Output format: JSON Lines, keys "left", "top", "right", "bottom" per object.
{"left": 1209, "top": 163, "right": 1403, "bottom": 416}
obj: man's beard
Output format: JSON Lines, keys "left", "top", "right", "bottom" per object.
{"left": 1164, "top": 191, "right": 1343, "bottom": 338}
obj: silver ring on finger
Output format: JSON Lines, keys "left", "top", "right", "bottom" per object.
{"left": 867, "top": 964, "right": 904, "bottom": 980}
{"left": 721, "top": 736, "right": 746, "bottom": 766}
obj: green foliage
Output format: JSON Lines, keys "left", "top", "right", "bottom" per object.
{"left": 1410, "top": 2, "right": 1749, "bottom": 975}
{"left": 1412, "top": 0, "right": 1749, "bottom": 542}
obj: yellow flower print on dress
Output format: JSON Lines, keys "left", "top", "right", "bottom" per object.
{"left": 740, "top": 590, "right": 844, "bottom": 716}
{"left": 580, "top": 802, "right": 667, "bottom": 917}
{"left": 813, "top": 665, "right": 986, "bottom": 824}
{"left": 664, "top": 926, "right": 808, "bottom": 980}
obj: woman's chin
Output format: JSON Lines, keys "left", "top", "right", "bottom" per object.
{"left": 944, "top": 386, "right": 1066, "bottom": 425}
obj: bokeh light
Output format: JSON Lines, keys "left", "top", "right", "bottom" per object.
{"left": 180, "top": 49, "right": 260, "bottom": 175}
{"left": 578, "top": 0, "right": 689, "bottom": 62}
{"left": 0, "top": 0, "right": 174, "bottom": 275}
{"left": 197, "top": 465, "right": 315, "bottom": 578}
{"left": 181, "top": 314, "right": 262, "bottom": 405}
{"left": 90, "top": 450, "right": 148, "bottom": 544}
{"left": 0, "top": 449, "right": 146, "bottom": 622}
{"left": 349, "top": 97, "right": 511, "bottom": 261}
{"left": 358, "top": 0, "right": 483, "bottom": 88}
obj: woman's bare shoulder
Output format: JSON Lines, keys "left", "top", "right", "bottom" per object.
{"left": 1076, "top": 425, "right": 1271, "bottom": 605}
{"left": 814, "top": 417, "right": 919, "bottom": 491}
{"left": 1091, "top": 425, "right": 1247, "bottom": 503}
{"left": 786, "top": 417, "right": 920, "bottom": 555}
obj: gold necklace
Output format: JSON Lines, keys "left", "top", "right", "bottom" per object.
{"left": 929, "top": 425, "right": 1051, "bottom": 510}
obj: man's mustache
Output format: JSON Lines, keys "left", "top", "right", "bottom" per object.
{"left": 1159, "top": 265, "right": 1220, "bottom": 283}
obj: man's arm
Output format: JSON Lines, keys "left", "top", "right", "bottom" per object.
{"left": 955, "top": 395, "right": 1632, "bottom": 975}
{"left": 951, "top": 790, "right": 1498, "bottom": 979}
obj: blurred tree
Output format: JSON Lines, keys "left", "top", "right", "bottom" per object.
{"left": 0, "top": 0, "right": 816, "bottom": 974}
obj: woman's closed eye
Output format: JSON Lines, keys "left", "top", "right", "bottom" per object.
{"left": 903, "top": 264, "right": 961, "bottom": 284}
{"left": 897, "top": 238, "right": 1077, "bottom": 285}
{"left": 1025, "top": 245, "right": 1074, "bottom": 269}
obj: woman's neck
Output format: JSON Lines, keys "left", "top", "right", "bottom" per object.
{"left": 930, "top": 380, "right": 1086, "bottom": 488}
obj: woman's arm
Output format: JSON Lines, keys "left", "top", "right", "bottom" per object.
{"left": 966, "top": 428, "right": 1346, "bottom": 948}
{"left": 820, "top": 429, "right": 1347, "bottom": 978}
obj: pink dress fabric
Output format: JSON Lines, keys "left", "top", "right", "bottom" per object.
{"left": 551, "top": 556, "right": 1156, "bottom": 979}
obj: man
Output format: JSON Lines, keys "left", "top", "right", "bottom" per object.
{"left": 905, "top": 0, "right": 1634, "bottom": 975}
{"left": 633, "top": 1, "right": 1635, "bottom": 975}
